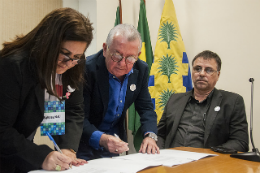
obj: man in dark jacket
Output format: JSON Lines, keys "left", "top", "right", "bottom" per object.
{"left": 157, "top": 50, "right": 249, "bottom": 152}
{"left": 77, "top": 24, "right": 159, "bottom": 160}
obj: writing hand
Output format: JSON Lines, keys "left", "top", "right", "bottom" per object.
{"left": 99, "top": 134, "right": 129, "bottom": 154}
{"left": 42, "top": 151, "right": 72, "bottom": 171}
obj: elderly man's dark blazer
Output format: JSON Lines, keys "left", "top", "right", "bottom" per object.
{"left": 157, "top": 89, "right": 249, "bottom": 152}
{"left": 80, "top": 50, "right": 157, "bottom": 146}
{"left": 0, "top": 51, "right": 84, "bottom": 172}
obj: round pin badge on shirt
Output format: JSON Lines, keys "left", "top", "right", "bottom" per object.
{"left": 130, "top": 84, "right": 136, "bottom": 91}
{"left": 214, "top": 106, "right": 220, "bottom": 111}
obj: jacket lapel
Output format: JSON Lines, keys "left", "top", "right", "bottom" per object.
{"left": 124, "top": 68, "right": 138, "bottom": 110}
{"left": 167, "top": 91, "right": 191, "bottom": 147}
{"left": 97, "top": 54, "right": 109, "bottom": 116}
{"left": 204, "top": 89, "right": 222, "bottom": 144}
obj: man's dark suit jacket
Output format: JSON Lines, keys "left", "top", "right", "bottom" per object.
{"left": 157, "top": 89, "right": 249, "bottom": 152}
{"left": 0, "top": 51, "right": 84, "bottom": 172}
{"left": 78, "top": 50, "right": 157, "bottom": 156}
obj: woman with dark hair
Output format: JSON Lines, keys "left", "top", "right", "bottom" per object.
{"left": 0, "top": 8, "right": 93, "bottom": 172}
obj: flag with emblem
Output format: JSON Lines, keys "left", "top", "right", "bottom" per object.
{"left": 128, "top": 0, "right": 154, "bottom": 151}
{"left": 149, "top": 0, "right": 192, "bottom": 123}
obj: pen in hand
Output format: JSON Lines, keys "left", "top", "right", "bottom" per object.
{"left": 114, "top": 133, "right": 121, "bottom": 141}
{"left": 114, "top": 133, "right": 129, "bottom": 153}
{"left": 46, "top": 132, "right": 63, "bottom": 154}
{"left": 46, "top": 132, "right": 72, "bottom": 169}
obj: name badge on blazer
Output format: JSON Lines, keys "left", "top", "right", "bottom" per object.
{"left": 214, "top": 106, "right": 220, "bottom": 111}
{"left": 130, "top": 84, "right": 136, "bottom": 91}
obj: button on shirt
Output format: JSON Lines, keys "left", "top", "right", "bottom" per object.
{"left": 172, "top": 89, "right": 214, "bottom": 148}
{"left": 89, "top": 69, "right": 133, "bottom": 150}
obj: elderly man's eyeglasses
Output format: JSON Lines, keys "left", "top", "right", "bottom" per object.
{"left": 59, "top": 51, "right": 85, "bottom": 64}
{"left": 193, "top": 66, "right": 218, "bottom": 76}
{"left": 107, "top": 47, "right": 138, "bottom": 64}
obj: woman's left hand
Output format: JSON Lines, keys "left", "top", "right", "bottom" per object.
{"left": 61, "top": 149, "right": 87, "bottom": 166}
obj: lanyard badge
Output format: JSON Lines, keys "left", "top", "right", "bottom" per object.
{"left": 41, "top": 100, "right": 65, "bottom": 136}
{"left": 40, "top": 82, "right": 75, "bottom": 136}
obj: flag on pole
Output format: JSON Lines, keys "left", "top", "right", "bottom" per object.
{"left": 128, "top": 0, "right": 154, "bottom": 151}
{"left": 114, "top": 0, "right": 122, "bottom": 26}
{"left": 149, "top": 0, "right": 193, "bottom": 123}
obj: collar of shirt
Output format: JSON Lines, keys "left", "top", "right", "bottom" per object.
{"left": 189, "top": 88, "right": 215, "bottom": 104}
{"left": 108, "top": 68, "right": 133, "bottom": 81}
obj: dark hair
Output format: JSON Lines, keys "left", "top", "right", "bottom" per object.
{"left": 1, "top": 8, "right": 93, "bottom": 98}
{"left": 192, "top": 50, "right": 221, "bottom": 71}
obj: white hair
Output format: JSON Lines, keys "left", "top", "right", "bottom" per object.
{"left": 106, "top": 24, "right": 142, "bottom": 52}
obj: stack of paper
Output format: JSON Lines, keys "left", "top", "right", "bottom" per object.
{"left": 29, "top": 149, "right": 217, "bottom": 173}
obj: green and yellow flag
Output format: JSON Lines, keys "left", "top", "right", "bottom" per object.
{"left": 128, "top": 0, "right": 154, "bottom": 151}
{"left": 149, "top": 0, "right": 192, "bottom": 123}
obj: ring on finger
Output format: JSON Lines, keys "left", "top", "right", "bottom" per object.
{"left": 55, "top": 165, "right": 61, "bottom": 171}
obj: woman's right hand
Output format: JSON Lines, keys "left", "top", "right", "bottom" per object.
{"left": 42, "top": 151, "right": 72, "bottom": 171}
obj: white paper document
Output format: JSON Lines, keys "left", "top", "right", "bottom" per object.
{"left": 29, "top": 158, "right": 160, "bottom": 173}
{"left": 113, "top": 149, "right": 217, "bottom": 167}
{"left": 29, "top": 149, "right": 216, "bottom": 173}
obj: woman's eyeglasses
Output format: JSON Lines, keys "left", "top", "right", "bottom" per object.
{"left": 59, "top": 52, "right": 85, "bottom": 65}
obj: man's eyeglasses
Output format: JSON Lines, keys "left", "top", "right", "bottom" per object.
{"left": 107, "top": 46, "right": 138, "bottom": 64}
{"left": 193, "top": 66, "right": 218, "bottom": 76}
{"left": 59, "top": 52, "right": 85, "bottom": 65}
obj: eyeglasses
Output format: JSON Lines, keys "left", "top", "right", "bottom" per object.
{"left": 107, "top": 46, "right": 138, "bottom": 64}
{"left": 59, "top": 51, "right": 85, "bottom": 65}
{"left": 193, "top": 66, "right": 218, "bottom": 76}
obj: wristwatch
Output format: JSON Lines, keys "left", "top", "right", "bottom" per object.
{"left": 144, "top": 133, "right": 158, "bottom": 142}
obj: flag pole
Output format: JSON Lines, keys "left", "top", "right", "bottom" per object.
{"left": 119, "top": 0, "right": 122, "bottom": 24}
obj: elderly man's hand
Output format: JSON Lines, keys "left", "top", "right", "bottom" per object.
{"left": 139, "top": 137, "right": 160, "bottom": 154}
{"left": 99, "top": 134, "right": 129, "bottom": 154}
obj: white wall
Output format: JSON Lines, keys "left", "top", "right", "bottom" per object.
{"left": 64, "top": 0, "right": 260, "bottom": 151}
{"left": 63, "top": 0, "right": 97, "bottom": 56}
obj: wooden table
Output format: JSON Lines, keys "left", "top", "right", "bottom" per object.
{"left": 140, "top": 147, "right": 260, "bottom": 173}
